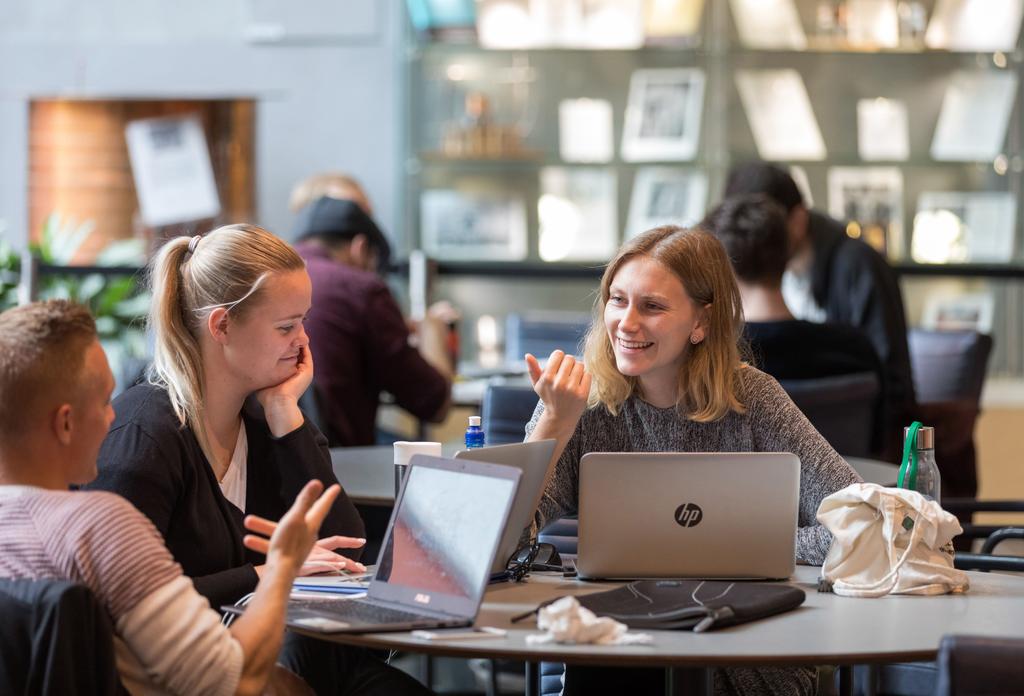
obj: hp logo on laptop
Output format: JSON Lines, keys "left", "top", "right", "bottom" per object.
{"left": 674, "top": 503, "right": 703, "bottom": 528}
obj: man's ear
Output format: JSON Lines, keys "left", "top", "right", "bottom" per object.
{"left": 206, "top": 307, "right": 231, "bottom": 345}
{"left": 349, "top": 234, "right": 370, "bottom": 268}
{"left": 52, "top": 404, "right": 73, "bottom": 446}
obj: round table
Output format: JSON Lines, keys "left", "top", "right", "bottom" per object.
{"left": 294, "top": 565, "right": 1024, "bottom": 694}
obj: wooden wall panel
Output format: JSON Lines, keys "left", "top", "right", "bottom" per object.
{"left": 29, "top": 99, "right": 255, "bottom": 264}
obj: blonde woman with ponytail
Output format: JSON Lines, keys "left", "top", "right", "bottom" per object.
{"left": 89, "top": 225, "right": 432, "bottom": 696}
{"left": 524, "top": 225, "right": 861, "bottom": 696}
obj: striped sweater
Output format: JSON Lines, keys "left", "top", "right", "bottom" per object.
{"left": 0, "top": 486, "right": 243, "bottom": 696}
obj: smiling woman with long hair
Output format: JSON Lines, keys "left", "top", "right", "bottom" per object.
{"left": 88, "top": 224, "right": 430, "bottom": 695}
{"left": 525, "top": 225, "right": 861, "bottom": 696}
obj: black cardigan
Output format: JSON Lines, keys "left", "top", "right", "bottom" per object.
{"left": 87, "top": 384, "right": 365, "bottom": 609}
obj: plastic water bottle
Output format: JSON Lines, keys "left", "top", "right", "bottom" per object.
{"left": 899, "top": 422, "right": 940, "bottom": 502}
{"left": 465, "top": 416, "right": 485, "bottom": 449}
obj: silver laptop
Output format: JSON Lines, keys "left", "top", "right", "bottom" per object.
{"left": 454, "top": 439, "right": 558, "bottom": 576}
{"left": 577, "top": 452, "right": 800, "bottom": 580}
{"left": 225, "top": 455, "right": 520, "bottom": 633}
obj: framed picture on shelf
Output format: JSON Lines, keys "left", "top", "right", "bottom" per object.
{"left": 912, "top": 191, "right": 1017, "bottom": 264}
{"left": 625, "top": 167, "right": 708, "bottom": 237}
{"left": 538, "top": 167, "right": 618, "bottom": 262}
{"left": 827, "top": 167, "right": 904, "bottom": 259}
{"left": 621, "top": 68, "right": 705, "bottom": 162}
{"left": 419, "top": 189, "right": 528, "bottom": 261}
{"left": 921, "top": 293, "right": 995, "bottom": 333}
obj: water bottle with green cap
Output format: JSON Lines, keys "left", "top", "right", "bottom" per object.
{"left": 898, "top": 421, "right": 940, "bottom": 502}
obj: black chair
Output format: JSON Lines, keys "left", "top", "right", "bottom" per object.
{"left": 481, "top": 384, "right": 539, "bottom": 445}
{"left": 934, "top": 634, "right": 1024, "bottom": 696}
{"left": 907, "top": 329, "right": 993, "bottom": 502}
{"left": 504, "top": 311, "right": 590, "bottom": 366}
{"left": 0, "top": 578, "right": 125, "bottom": 696}
{"left": 780, "top": 371, "right": 880, "bottom": 457}
{"left": 907, "top": 329, "right": 992, "bottom": 405}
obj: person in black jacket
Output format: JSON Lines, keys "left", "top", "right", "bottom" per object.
{"left": 88, "top": 224, "right": 431, "bottom": 696}
{"left": 704, "top": 194, "right": 888, "bottom": 453}
{"left": 723, "top": 162, "right": 916, "bottom": 457}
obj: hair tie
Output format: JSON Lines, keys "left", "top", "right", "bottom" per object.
{"left": 187, "top": 235, "right": 202, "bottom": 254}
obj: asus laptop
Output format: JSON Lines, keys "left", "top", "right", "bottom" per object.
{"left": 454, "top": 439, "right": 558, "bottom": 575}
{"left": 577, "top": 452, "right": 800, "bottom": 580}
{"left": 225, "top": 455, "right": 520, "bottom": 633}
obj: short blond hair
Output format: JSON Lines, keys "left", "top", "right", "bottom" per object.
{"left": 289, "top": 172, "right": 371, "bottom": 214}
{"left": 583, "top": 225, "right": 747, "bottom": 422}
{"left": 0, "top": 300, "right": 97, "bottom": 442}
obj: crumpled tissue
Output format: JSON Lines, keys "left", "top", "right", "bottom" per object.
{"left": 525, "top": 596, "right": 653, "bottom": 646}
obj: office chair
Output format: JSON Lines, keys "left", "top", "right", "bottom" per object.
{"left": 907, "top": 329, "right": 993, "bottom": 502}
{"left": 908, "top": 329, "right": 992, "bottom": 405}
{"left": 934, "top": 634, "right": 1024, "bottom": 696}
{"left": 481, "top": 384, "right": 540, "bottom": 445}
{"left": 779, "top": 372, "right": 880, "bottom": 458}
{"left": 0, "top": 579, "right": 126, "bottom": 695}
{"left": 504, "top": 311, "right": 590, "bottom": 366}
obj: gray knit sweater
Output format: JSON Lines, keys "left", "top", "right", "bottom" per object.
{"left": 526, "top": 366, "right": 862, "bottom": 565}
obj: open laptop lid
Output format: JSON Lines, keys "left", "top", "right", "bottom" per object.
{"left": 368, "top": 454, "right": 521, "bottom": 618}
{"left": 454, "top": 439, "right": 557, "bottom": 573}
{"left": 578, "top": 452, "right": 800, "bottom": 580}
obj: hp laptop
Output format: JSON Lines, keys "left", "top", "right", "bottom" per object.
{"left": 454, "top": 439, "right": 558, "bottom": 575}
{"left": 577, "top": 452, "right": 800, "bottom": 580}
{"left": 225, "top": 455, "right": 520, "bottom": 633}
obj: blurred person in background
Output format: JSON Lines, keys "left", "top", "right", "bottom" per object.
{"left": 723, "top": 161, "right": 915, "bottom": 458}
{"left": 289, "top": 173, "right": 453, "bottom": 447}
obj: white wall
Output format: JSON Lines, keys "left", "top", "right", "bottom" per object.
{"left": 0, "top": 0, "right": 404, "bottom": 248}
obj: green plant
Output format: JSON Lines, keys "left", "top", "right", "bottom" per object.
{"left": 0, "top": 222, "right": 19, "bottom": 310}
{"left": 10, "top": 214, "right": 153, "bottom": 390}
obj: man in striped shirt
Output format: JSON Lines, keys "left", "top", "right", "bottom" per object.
{"left": 0, "top": 300, "right": 339, "bottom": 695}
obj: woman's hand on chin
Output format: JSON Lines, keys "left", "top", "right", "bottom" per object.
{"left": 526, "top": 350, "right": 591, "bottom": 431}
{"left": 257, "top": 345, "right": 315, "bottom": 437}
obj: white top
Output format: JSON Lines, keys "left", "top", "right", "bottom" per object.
{"left": 218, "top": 422, "right": 247, "bottom": 511}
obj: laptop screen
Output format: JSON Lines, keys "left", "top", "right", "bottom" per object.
{"left": 373, "top": 462, "right": 516, "bottom": 607}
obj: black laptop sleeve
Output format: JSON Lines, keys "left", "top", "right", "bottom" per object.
{"left": 571, "top": 580, "right": 806, "bottom": 632}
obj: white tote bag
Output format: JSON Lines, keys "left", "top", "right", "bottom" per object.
{"left": 817, "top": 483, "right": 969, "bottom": 597}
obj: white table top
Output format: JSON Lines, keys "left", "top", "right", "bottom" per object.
{"left": 295, "top": 565, "right": 1024, "bottom": 667}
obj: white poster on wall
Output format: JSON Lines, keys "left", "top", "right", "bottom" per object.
{"left": 735, "top": 69, "right": 827, "bottom": 161}
{"left": 559, "top": 98, "right": 614, "bottom": 163}
{"left": 538, "top": 167, "right": 618, "bottom": 261}
{"left": 125, "top": 115, "right": 221, "bottom": 227}
{"left": 925, "top": 0, "right": 1024, "bottom": 52}
{"left": 625, "top": 167, "right": 708, "bottom": 237}
{"left": 857, "top": 98, "right": 909, "bottom": 161}
{"left": 930, "top": 71, "right": 1019, "bottom": 162}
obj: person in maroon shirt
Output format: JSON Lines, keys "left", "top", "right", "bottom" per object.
{"left": 291, "top": 193, "right": 451, "bottom": 446}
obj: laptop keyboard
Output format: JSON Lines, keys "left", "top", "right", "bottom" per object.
{"left": 292, "top": 598, "right": 436, "bottom": 625}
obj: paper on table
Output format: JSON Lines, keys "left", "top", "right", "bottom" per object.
{"left": 728, "top": 0, "right": 806, "bottom": 49}
{"left": 857, "top": 98, "right": 909, "bottom": 161}
{"left": 930, "top": 71, "right": 1019, "bottom": 162}
{"left": 925, "top": 0, "right": 1024, "bottom": 52}
{"left": 559, "top": 98, "right": 614, "bottom": 163}
{"left": 735, "top": 69, "right": 826, "bottom": 161}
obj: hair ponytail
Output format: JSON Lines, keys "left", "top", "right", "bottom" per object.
{"left": 146, "top": 224, "right": 305, "bottom": 457}
{"left": 148, "top": 236, "right": 207, "bottom": 436}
